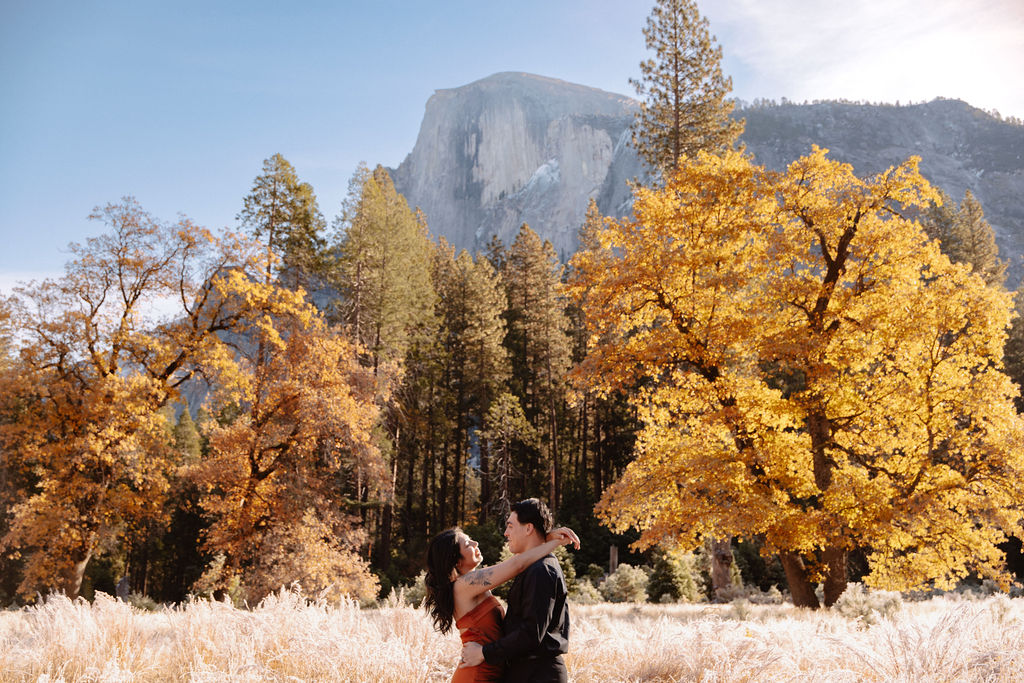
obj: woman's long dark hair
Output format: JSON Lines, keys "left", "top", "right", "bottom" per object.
{"left": 424, "top": 528, "right": 462, "bottom": 634}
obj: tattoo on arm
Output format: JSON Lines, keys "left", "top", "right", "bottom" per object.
{"left": 464, "top": 567, "right": 495, "bottom": 586}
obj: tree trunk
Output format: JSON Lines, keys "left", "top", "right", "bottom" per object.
{"left": 456, "top": 384, "right": 466, "bottom": 523}
{"left": 709, "top": 537, "right": 737, "bottom": 601}
{"left": 821, "top": 545, "right": 848, "bottom": 607}
{"left": 424, "top": 442, "right": 434, "bottom": 537}
{"left": 479, "top": 439, "right": 491, "bottom": 525}
{"left": 780, "top": 552, "right": 820, "bottom": 608}
{"left": 496, "top": 440, "right": 512, "bottom": 523}
{"left": 439, "top": 440, "right": 449, "bottom": 527}
{"left": 548, "top": 394, "right": 559, "bottom": 511}
{"left": 62, "top": 548, "right": 93, "bottom": 599}
{"left": 404, "top": 446, "right": 415, "bottom": 541}
{"left": 579, "top": 396, "right": 588, "bottom": 488}
{"left": 376, "top": 458, "right": 397, "bottom": 570}
{"left": 424, "top": 391, "right": 435, "bottom": 537}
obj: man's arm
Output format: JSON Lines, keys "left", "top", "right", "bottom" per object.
{"left": 480, "top": 558, "right": 558, "bottom": 666}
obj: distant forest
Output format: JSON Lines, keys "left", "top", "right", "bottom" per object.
{"left": 735, "top": 95, "right": 1024, "bottom": 125}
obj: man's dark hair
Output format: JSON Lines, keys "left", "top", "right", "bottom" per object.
{"left": 510, "top": 498, "right": 554, "bottom": 537}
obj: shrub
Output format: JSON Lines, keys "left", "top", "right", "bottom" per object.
{"left": 586, "top": 563, "right": 606, "bottom": 586}
{"left": 647, "top": 548, "right": 683, "bottom": 603}
{"left": 491, "top": 545, "right": 514, "bottom": 600}
{"left": 989, "top": 594, "right": 1012, "bottom": 624}
{"left": 398, "top": 570, "right": 427, "bottom": 608}
{"left": 833, "top": 582, "right": 902, "bottom": 626}
{"left": 552, "top": 544, "right": 579, "bottom": 594}
{"left": 245, "top": 513, "right": 380, "bottom": 606}
{"left": 729, "top": 597, "right": 753, "bottom": 620}
{"left": 569, "top": 580, "right": 602, "bottom": 605}
{"left": 648, "top": 546, "right": 703, "bottom": 603}
{"left": 746, "top": 585, "right": 784, "bottom": 605}
{"left": 125, "top": 592, "right": 160, "bottom": 611}
{"left": 191, "top": 553, "right": 246, "bottom": 607}
{"left": 599, "top": 564, "right": 649, "bottom": 603}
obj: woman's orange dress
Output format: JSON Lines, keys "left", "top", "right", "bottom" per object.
{"left": 451, "top": 593, "right": 504, "bottom": 682}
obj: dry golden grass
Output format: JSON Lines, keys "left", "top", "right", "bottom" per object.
{"left": 1, "top": 589, "right": 1022, "bottom": 682}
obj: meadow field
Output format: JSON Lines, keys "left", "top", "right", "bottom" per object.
{"left": 2, "top": 589, "right": 1023, "bottom": 682}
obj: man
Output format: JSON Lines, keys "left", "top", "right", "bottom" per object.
{"left": 460, "top": 498, "right": 570, "bottom": 682}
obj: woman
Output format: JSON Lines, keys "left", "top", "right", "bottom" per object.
{"left": 424, "top": 525, "right": 579, "bottom": 682}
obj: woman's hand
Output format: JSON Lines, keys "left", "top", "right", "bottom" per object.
{"left": 548, "top": 526, "right": 580, "bottom": 549}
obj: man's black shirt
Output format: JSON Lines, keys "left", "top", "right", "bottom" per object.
{"left": 481, "top": 554, "right": 569, "bottom": 682}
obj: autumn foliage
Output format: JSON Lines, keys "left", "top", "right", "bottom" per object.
{"left": 570, "top": 148, "right": 1024, "bottom": 606}
{"left": 189, "top": 320, "right": 382, "bottom": 603}
{"left": 0, "top": 198, "right": 382, "bottom": 601}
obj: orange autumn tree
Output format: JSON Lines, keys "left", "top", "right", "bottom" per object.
{"left": 189, "top": 316, "right": 383, "bottom": 604}
{"left": 570, "top": 148, "right": 1024, "bottom": 608}
{"left": 0, "top": 198, "right": 310, "bottom": 599}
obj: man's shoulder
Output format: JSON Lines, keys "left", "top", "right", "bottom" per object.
{"left": 524, "top": 553, "right": 564, "bottom": 577}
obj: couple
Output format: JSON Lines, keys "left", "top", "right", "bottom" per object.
{"left": 425, "top": 498, "right": 578, "bottom": 682}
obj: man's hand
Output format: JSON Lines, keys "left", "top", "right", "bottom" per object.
{"left": 459, "top": 641, "right": 484, "bottom": 668}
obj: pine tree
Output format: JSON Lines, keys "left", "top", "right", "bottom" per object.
{"left": 331, "top": 165, "right": 435, "bottom": 373}
{"left": 955, "top": 191, "right": 1005, "bottom": 287}
{"left": 501, "top": 225, "right": 572, "bottom": 509}
{"left": 433, "top": 243, "right": 510, "bottom": 524}
{"left": 392, "top": 287, "right": 449, "bottom": 546}
{"left": 238, "top": 153, "right": 327, "bottom": 290}
{"left": 481, "top": 392, "right": 537, "bottom": 522}
{"left": 466, "top": 254, "right": 512, "bottom": 519}
{"left": 330, "top": 165, "right": 438, "bottom": 574}
{"left": 922, "top": 189, "right": 958, "bottom": 250}
{"left": 631, "top": 0, "right": 743, "bottom": 176}
{"left": 923, "top": 190, "right": 1005, "bottom": 287}
{"left": 172, "top": 402, "right": 202, "bottom": 462}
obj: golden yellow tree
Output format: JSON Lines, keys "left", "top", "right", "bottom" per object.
{"left": 571, "top": 148, "right": 1024, "bottom": 607}
{"left": 188, "top": 317, "right": 383, "bottom": 604}
{"left": 0, "top": 198, "right": 309, "bottom": 599}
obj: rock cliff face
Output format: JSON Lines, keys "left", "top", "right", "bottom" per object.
{"left": 391, "top": 73, "right": 641, "bottom": 260}
{"left": 392, "top": 73, "right": 1024, "bottom": 281}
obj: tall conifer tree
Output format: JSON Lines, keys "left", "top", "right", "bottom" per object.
{"left": 332, "top": 165, "right": 436, "bottom": 373}
{"left": 633, "top": 0, "right": 749, "bottom": 583}
{"left": 501, "top": 225, "right": 572, "bottom": 509}
{"left": 631, "top": 0, "right": 743, "bottom": 176}
{"left": 955, "top": 191, "right": 1006, "bottom": 287}
{"left": 330, "top": 165, "right": 437, "bottom": 572}
{"left": 434, "top": 243, "right": 510, "bottom": 523}
{"left": 923, "top": 190, "right": 1005, "bottom": 287}
{"left": 238, "top": 153, "right": 327, "bottom": 290}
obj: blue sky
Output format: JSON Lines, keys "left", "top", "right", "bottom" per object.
{"left": 2, "top": 0, "right": 1022, "bottom": 290}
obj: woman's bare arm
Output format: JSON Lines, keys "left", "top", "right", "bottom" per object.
{"left": 454, "top": 527, "right": 580, "bottom": 601}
